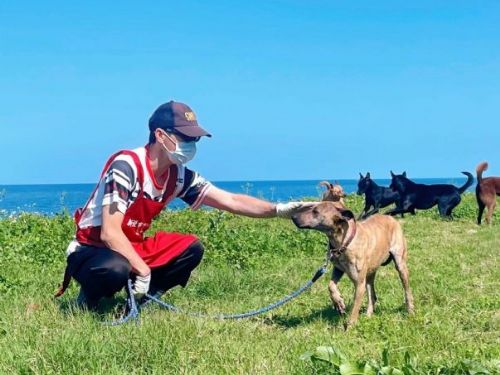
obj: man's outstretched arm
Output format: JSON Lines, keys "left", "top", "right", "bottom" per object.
{"left": 202, "top": 185, "right": 315, "bottom": 218}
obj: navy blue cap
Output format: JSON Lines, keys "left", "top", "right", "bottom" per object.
{"left": 149, "top": 101, "right": 211, "bottom": 138}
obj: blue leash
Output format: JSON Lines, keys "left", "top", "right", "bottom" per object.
{"left": 106, "top": 263, "right": 328, "bottom": 326}
{"left": 105, "top": 279, "right": 139, "bottom": 326}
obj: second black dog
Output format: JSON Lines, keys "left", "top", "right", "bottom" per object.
{"left": 386, "top": 171, "right": 474, "bottom": 218}
{"left": 357, "top": 172, "right": 400, "bottom": 219}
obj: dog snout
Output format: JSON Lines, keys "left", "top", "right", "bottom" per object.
{"left": 292, "top": 214, "right": 309, "bottom": 228}
{"left": 291, "top": 214, "right": 301, "bottom": 226}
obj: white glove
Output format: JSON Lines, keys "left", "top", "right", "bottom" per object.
{"left": 132, "top": 273, "right": 151, "bottom": 295}
{"left": 275, "top": 201, "right": 318, "bottom": 218}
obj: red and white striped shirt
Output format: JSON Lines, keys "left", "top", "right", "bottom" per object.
{"left": 78, "top": 146, "right": 212, "bottom": 230}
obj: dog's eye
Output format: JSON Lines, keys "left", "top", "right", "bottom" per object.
{"left": 312, "top": 208, "right": 319, "bottom": 214}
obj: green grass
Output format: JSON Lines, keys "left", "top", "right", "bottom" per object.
{"left": 0, "top": 194, "right": 498, "bottom": 374}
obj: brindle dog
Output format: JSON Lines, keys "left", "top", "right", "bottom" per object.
{"left": 292, "top": 202, "right": 414, "bottom": 328}
{"left": 319, "top": 180, "right": 346, "bottom": 207}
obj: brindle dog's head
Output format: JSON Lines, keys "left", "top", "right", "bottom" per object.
{"left": 292, "top": 201, "right": 355, "bottom": 234}
{"left": 319, "top": 181, "right": 346, "bottom": 202}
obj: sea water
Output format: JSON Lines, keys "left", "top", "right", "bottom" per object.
{"left": 0, "top": 177, "right": 473, "bottom": 216}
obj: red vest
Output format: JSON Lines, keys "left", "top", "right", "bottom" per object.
{"left": 55, "top": 149, "right": 198, "bottom": 297}
{"left": 74, "top": 150, "right": 196, "bottom": 267}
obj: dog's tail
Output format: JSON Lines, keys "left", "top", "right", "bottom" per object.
{"left": 458, "top": 172, "right": 474, "bottom": 194}
{"left": 319, "top": 181, "right": 333, "bottom": 189}
{"left": 476, "top": 161, "right": 489, "bottom": 183}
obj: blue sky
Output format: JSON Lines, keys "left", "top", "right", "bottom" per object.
{"left": 1, "top": 1, "right": 499, "bottom": 184}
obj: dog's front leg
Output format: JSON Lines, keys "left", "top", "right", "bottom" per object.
{"left": 386, "top": 206, "right": 406, "bottom": 216}
{"left": 386, "top": 200, "right": 409, "bottom": 217}
{"left": 364, "top": 206, "right": 380, "bottom": 218}
{"left": 328, "top": 267, "right": 346, "bottom": 315}
{"left": 346, "top": 274, "right": 367, "bottom": 329}
{"left": 365, "top": 273, "right": 377, "bottom": 316}
{"left": 358, "top": 204, "right": 370, "bottom": 220}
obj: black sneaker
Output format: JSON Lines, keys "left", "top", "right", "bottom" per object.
{"left": 137, "top": 288, "right": 165, "bottom": 309}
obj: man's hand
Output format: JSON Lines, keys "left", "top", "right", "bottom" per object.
{"left": 132, "top": 273, "right": 151, "bottom": 295}
{"left": 101, "top": 203, "right": 152, "bottom": 279}
{"left": 276, "top": 201, "right": 318, "bottom": 218}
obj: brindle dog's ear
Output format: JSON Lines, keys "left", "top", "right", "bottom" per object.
{"left": 366, "top": 172, "right": 370, "bottom": 179}
{"left": 340, "top": 209, "right": 355, "bottom": 221}
{"left": 359, "top": 172, "right": 364, "bottom": 179}
{"left": 403, "top": 171, "right": 407, "bottom": 177}
{"left": 390, "top": 170, "right": 395, "bottom": 177}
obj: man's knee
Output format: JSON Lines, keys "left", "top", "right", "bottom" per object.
{"left": 186, "top": 240, "right": 204, "bottom": 268}
{"left": 179, "top": 241, "right": 205, "bottom": 271}
{"left": 99, "top": 252, "right": 132, "bottom": 282}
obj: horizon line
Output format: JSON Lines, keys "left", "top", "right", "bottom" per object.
{"left": 0, "top": 175, "right": 472, "bottom": 187}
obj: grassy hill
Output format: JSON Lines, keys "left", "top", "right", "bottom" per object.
{"left": 0, "top": 194, "right": 498, "bottom": 374}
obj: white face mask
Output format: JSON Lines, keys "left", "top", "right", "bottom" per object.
{"left": 161, "top": 137, "right": 197, "bottom": 165}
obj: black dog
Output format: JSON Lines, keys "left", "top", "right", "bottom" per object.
{"left": 357, "top": 172, "right": 400, "bottom": 219}
{"left": 386, "top": 171, "right": 474, "bottom": 218}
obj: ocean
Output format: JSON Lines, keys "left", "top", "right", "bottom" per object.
{"left": 0, "top": 177, "right": 474, "bottom": 216}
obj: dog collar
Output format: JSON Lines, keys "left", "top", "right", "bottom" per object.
{"left": 328, "top": 219, "right": 357, "bottom": 259}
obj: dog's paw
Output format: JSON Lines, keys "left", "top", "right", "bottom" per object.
{"left": 333, "top": 300, "right": 346, "bottom": 315}
{"left": 343, "top": 320, "right": 353, "bottom": 330}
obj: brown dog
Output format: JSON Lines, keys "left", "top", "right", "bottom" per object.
{"left": 319, "top": 181, "right": 346, "bottom": 207}
{"left": 292, "top": 202, "right": 414, "bottom": 328}
{"left": 476, "top": 162, "right": 500, "bottom": 225}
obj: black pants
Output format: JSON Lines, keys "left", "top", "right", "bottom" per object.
{"left": 67, "top": 241, "right": 204, "bottom": 302}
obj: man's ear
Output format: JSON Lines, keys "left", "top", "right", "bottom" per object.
{"left": 155, "top": 128, "right": 166, "bottom": 143}
{"left": 403, "top": 171, "right": 407, "bottom": 177}
{"left": 366, "top": 172, "right": 370, "bottom": 179}
{"left": 340, "top": 209, "right": 355, "bottom": 221}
